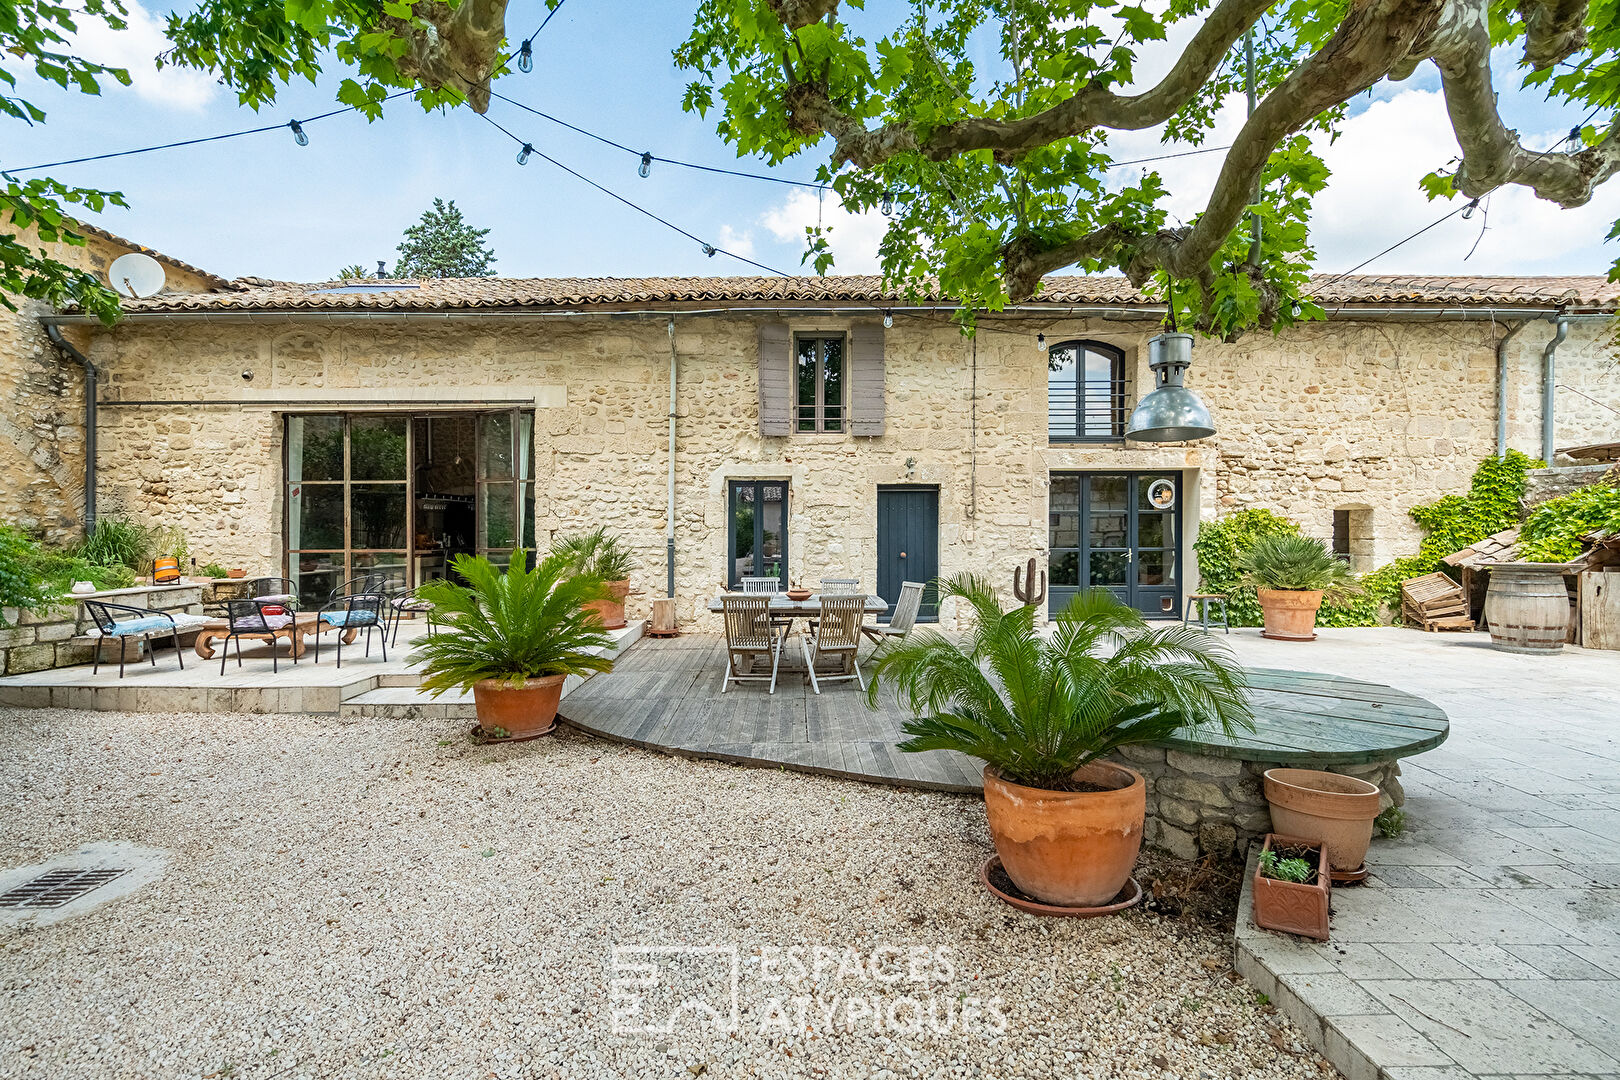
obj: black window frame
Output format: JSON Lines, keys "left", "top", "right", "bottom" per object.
{"left": 726, "top": 479, "right": 790, "bottom": 590}
{"left": 1047, "top": 339, "right": 1127, "bottom": 442}
{"left": 793, "top": 333, "right": 846, "bottom": 434}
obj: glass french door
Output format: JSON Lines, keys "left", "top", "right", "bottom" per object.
{"left": 727, "top": 480, "right": 788, "bottom": 589}
{"left": 285, "top": 410, "right": 533, "bottom": 606}
{"left": 1049, "top": 472, "right": 1181, "bottom": 618}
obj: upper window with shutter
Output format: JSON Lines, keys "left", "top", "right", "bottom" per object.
{"left": 758, "top": 321, "right": 883, "bottom": 437}
{"left": 795, "top": 334, "right": 845, "bottom": 432}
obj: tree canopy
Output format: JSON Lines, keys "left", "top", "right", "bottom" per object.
{"left": 3, "top": 0, "right": 1615, "bottom": 337}
{"left": 393, "top": 198, "right": 497, "bottom": 277}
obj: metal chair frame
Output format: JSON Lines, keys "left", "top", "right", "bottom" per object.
{"left": 215, "top": 598, "right": 299, "bottom": 674}
{"left": 312, "top": 591, "right": 387, "bottom": 668}
{"left": 386, "top": 583, "right": 438, "bottom": 647}
{"left": 84, "top": 600, "right": 184, "bottom": 679}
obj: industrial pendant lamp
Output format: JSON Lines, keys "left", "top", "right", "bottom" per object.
{"left": 1125, "top": 279, "right": 1216, "bottom": 442}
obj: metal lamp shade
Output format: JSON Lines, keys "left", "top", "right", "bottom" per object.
{"left": 1125, "top": 332, "right": 1216, "bottom": 442}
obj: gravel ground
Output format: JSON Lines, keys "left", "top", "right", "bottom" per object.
{"left": 0, "top": 708, "right": 1333, "bottom": 1080}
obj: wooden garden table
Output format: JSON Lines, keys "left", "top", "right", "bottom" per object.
{"left": 193, "top": 612, "right": 359, "bottom": 660}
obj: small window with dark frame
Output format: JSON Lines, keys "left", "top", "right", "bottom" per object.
{"left": 1332, "top": 509, "right": 1352, "bottom": 563}
{"left": 795, "top": 334, "right": 845, "bottom": 433}
{"left": 1047, "top": 340, "right": 1126, "bottom": 440}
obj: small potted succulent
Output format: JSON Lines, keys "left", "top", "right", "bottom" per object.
{"left": 1252, "top": 834, "right": 1331, "bottom": 941}
{"left": 551, "top": 527, "right": 635, "bottom": 630}
{"left": 1239, "top": 534, "right": 1361, "bottom": 640}
{"left": 870, "top": 575, "right": 1252, "bottom": 913}
{"left": 412, "top": 551, "right": 616, "bottom": 740}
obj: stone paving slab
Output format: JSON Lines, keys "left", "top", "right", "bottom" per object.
{"left": 1231, "top": 628, "right": 1620, "bottom": 1080}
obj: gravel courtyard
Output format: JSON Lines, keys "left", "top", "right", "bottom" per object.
{"left": 0, "top": 708, "right": 1328, "bottom": 1080}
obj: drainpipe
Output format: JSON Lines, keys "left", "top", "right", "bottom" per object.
{"left": 44, "top": 324, "right": 97, "bottom": 532}
{"left": 666, "top": 318, "right": 678, "bottom": 598}
{"left": 1495, "top": 319, "right": 1535, "bottom": 458}
{"left": 1542, "top": 315, "right": 1570, "bottom": 463}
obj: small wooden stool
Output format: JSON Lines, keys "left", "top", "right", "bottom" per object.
{"left": 647, "top": 597, "right": 680, "bottom": 637}
{"left": 1184, "top": 593, "right": 1230, "bottom": 633}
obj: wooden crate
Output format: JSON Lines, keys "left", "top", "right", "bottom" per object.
{"left": 1579, "top": 569, "right": 1620, "bottom": 651}
{"left": 1400, "top": 572, "right": 1473, "bottom": 632}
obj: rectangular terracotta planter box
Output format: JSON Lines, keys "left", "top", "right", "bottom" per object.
{"left": 1252, "top": 833, "right": 1332, "bottom": 941}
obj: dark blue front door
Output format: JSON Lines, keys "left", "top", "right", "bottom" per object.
{"left": 1049, "top": 472, "right": 1181, "bottom": 618}
{"left": 877, "top": 486, "right": 939, "bottom": 621}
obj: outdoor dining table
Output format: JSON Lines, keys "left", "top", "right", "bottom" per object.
{"left": 705, "top": 593, "right": 889, "bottom": 621}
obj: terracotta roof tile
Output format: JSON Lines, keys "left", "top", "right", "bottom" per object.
{"left": 104, "top": 272, "right": 1619, "bottom": 314}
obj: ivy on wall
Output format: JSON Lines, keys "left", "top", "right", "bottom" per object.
{"left": 1519, "top": 479, "right": 1620, "bottom": 561}
{"left": 1195, "top": 451, "right": 1543, "bottom": 627}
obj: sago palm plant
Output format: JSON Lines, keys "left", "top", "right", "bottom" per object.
{"left": 867, "top": 575, "right": 1253, "bottom": 790}
{"left": 1238, "top": 534, "right": 1361, "bottom": 602}
{"left": 411, "top": 551, "right": 616, "bottom": 695}
{"left": 550, "top": 526, "right": 635, "bottom": 581}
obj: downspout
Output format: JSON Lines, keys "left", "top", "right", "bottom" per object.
{"left": 1541, "top": 315, "right": 1570, "bottom": 464}
{"left": 1495, "top": 319, "right": 1535, "bottom": 458}
{"left": 44, "top": 324, "right": 97, "bottom": 531}
{"left": 666, "top": 318, "right": 678, "bottom": 598}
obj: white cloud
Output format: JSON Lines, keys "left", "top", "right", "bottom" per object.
{"left": 71, "top": 0, "right": 218, "bottom": 111}
{"left": 760, "top": 188, "right": 889, "bottom": 273}
{"left": 716, "top": 223, "right": 755, "bottom": 259}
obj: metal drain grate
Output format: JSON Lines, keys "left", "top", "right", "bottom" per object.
{"left": 0, "top": 868, "right": 131, "bottom": 909}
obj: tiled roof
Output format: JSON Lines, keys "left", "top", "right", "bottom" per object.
{"left": 72, "top": 220, "right": 232, "bottom": 290}
{"left": 106, "top": 272, "right": 1619, "bottom": 314}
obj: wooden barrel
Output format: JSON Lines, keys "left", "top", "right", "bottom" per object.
{"left": 1484, "top": 564, "right": 1570, "bottom": 653}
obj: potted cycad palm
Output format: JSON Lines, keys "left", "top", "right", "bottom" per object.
{"left": 1240, "top": 534, "right": 1361, "bottom": 641}
{"left": 869, "top": 576, "right": 1252, "bottom": 911}
{"left": 552, "top": 527, "right": 635, "bottom": 630}
{"left": 411, "top": 551, "right": 616, "bottom": 740}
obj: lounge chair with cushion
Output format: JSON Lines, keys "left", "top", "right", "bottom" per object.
{"left": 82, "top": 600, "right": 191, "bottom": 679}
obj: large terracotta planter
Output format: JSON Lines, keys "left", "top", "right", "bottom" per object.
{"left": 1252, "top": 834, "right": 1332, "bottom": 941}
{"left": 583, "top": 579, "right": 630, "bottom": 631}
{"left": 1257, "top": 588, "right": 1323, "bottom": 641}
{"left": 1263, "top": 767, "right": 1381, "bottom": 873}
{"left": 982, "top": 761, "right": 1145, "bottom": 908}
{"left": 471, "top": 674, "right": 566, "bottom": 740}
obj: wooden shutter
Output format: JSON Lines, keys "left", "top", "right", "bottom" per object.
{"left": 848, "top": 322, "right": 886, "bottom": 436}
{"left": 758, "top": 322, "right": 791, "bottom": 437}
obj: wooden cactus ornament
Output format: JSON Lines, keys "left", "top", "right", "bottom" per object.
{"left": 1013, "top": 557, "right": 1046, "bottom": 606}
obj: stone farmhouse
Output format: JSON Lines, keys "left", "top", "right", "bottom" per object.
{"left": 9, "top": 230, "right": 1618, "bottom": 625}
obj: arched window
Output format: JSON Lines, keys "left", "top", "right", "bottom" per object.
{"left": 1048, "top": 340, "right": 1126, "bottom": 440}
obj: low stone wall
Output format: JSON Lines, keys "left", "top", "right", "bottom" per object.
{"left": 1111, "top": 745, "right": 1404, "bottom": 862}
{"left": 0, "top": 582, "right": 224, "bottom": 675}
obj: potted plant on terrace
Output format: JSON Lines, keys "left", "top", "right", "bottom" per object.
{"left": 1239, "top": 534, "right": 1361, "bottom": 641}
{"left": 869, "top": 576, "right": 1252, "bottom": 912}
{"left": 1251, "top": 834, "right": 1332, "bottom": 941}
{"left": 412, "top": 551, "right": 616, "bottom": 740}
{"left": 552, "top": 527, "right": 635, "bottom": 630}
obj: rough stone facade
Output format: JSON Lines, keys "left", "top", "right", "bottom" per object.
{"left": 0, "top": 220, "right": 220, "bottom": 543}
{"left": 60, "top": 310, "right": 1617, "bottom": 626}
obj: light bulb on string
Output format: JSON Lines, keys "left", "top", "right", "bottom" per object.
{"left": 1036, "top": 333, "right": 1047, "bottom": 353}
{"left": 638, "top": 152, "right": 653, "bottom": 179}
{"left": 702, "top": 243, "right": 716, "bottom": 257}
{"left": 1462, "top": 198, "right": 1480, "bottom": 220}
{"left": 517, "top": 39, "right": 534, "bottom": 73}
{"left": 516, "top": 143, "right": 533, "bottom": 165}
{"left": 879, "top": 190, "right": 895, "bottom": 216}
{"left": 882, "top": 311, "right": 893, "bottom": 329}
{"left": 1565, "top": 126, "right": 1583, "bottom": 150}
{"left": 288, "top": 120, "right": 308, "bottom": 147}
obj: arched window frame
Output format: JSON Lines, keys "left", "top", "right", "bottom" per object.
{"left": 1047, "top": 339, "right": 1127, "bottom": 441}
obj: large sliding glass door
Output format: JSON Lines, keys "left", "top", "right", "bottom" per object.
{"left": 285, "top": 410, "right": 534, "bottom": 606}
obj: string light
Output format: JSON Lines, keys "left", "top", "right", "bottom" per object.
{"left": 288, "top": 120, "right": 308, "bottom": 147}
{"left": 882, "top": 311, "right": 893, "bottom": 328}
{"left": 1565, "top": 125, "right": 1584, "bottom": 150}
{"left": 1036, "top": 333, "right": 1047, "bottom": 352}
{"left": 1461, "top": 198, "right": 1480, "bottom": 220}
{"left": 879, "top": 190, "right": 895, "bottom": 216}
{"left": 701, "top": 243, "right": 716, "bottom": 257}
{"left": 517, "top": 39, "right": 534, "bottom": 73}
{"left": 638, "top": 152, "right": 653, "bottom": 179}
{"left": 516, "top": 142, "right": 533, "bottom": 165}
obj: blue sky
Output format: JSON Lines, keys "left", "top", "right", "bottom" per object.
{"left": 7, "top": 0, "right": 1616, "bottom": 284}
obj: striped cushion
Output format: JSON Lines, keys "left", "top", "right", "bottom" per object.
{"left": 105, "top": 616, "right": 172, "bottom": 637}
{"left": 320, "top": 610, "right": 379, "bottom": 628}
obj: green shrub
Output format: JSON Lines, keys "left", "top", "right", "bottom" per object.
{"left": 550, "top": 526, "right": 635, "bottom": 581}
{"left": 75, "top": 517, "right": 156, "bottom": 573}
{"left": 0, "top": 526, "right": 53, "bottom": 624}
{"left": 1239, "top": 534, "right": 1361, "bottom": 601}
{"left": 1518, "top": 482, "right": 1620, "bottom": 562}
{"left": 201, "top": 562, "right": 230, "bottom": 579}
{"left": 1191, "top": 508, "right": 1299, "bottom": 627}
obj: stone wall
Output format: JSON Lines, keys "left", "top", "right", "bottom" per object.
{"left": 0, "top": 219, "right": 220, "bottom": 543}
{"left": 0, "top": 582, "right": 210, "bottom": 675}
{"left": 1502, "top": 319, "right": 1619, "bottom": 457}
{"left": 1115, "top": 744, "right": 1403, "bottom": 862}
{"left": 69, "top": 310, "right": 1620, "bottom": 626}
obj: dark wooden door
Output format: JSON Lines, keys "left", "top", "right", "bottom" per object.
{"left": 877, "top": 486, "right": 939, "bottom": 621}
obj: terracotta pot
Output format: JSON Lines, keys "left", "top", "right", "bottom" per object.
{"left": 227, "top": 568, "right": 246, "bottom": 579}
{"left": 471, "top": 675, "right": 566, "bottom": 740}
{"left": 582, "top": 579, "right": 630, "bottom": 631}
{"left": 1252, "top": 833, "right": 1331, "bottom": 941}
{"left": 1257, "top": 588, "right": 1323, "bottom": 640}
{"left": 982, "top": 761, "right": 1145, "bottom": 908}
{"left": 1263, "top": 767, "right": 1381, "bottom": 872}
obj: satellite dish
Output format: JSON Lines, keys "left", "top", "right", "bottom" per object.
{"left": 108, "top": 252, "right": 166, "bottom": 299}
